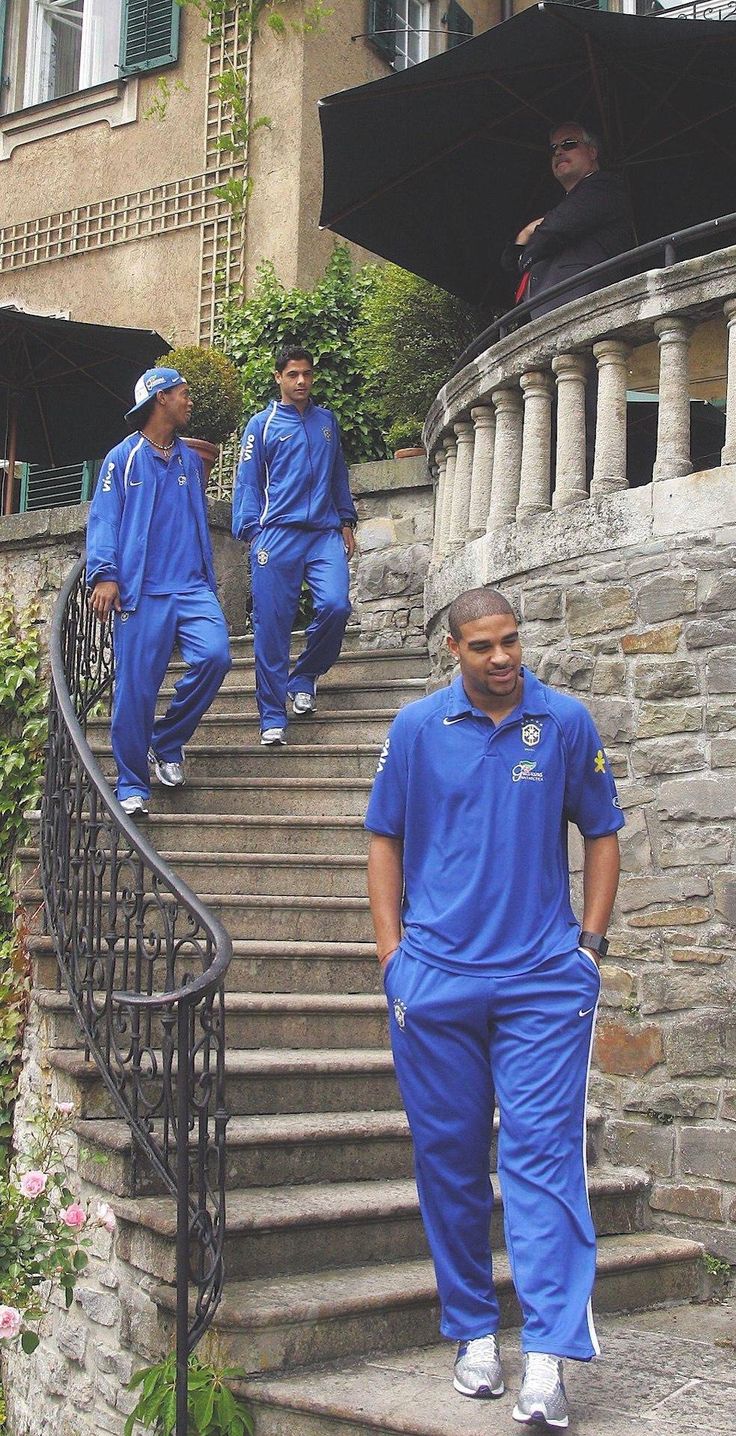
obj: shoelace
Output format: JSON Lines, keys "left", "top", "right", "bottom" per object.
{"left": 463, "top": 1335, "right": 499, "bottom": 1363}
{"left": 524, "top": 1352, "right": 561, "bottom": 1396}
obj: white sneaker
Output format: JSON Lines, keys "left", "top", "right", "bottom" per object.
{"left": 290, "top": 691, "right": 316, "bottom": 717}
{"left": 453, "top": 1334, "right": 504, "bottom": 1398}
{"left": 260, "top": 727, "right": 287, "bottom": 746}
{"left": 513, "top": 1353, "right": 568, "bottom": 1428}
{"left": 148, "top": 748, "right": 185, "bottom": 787}
{"left": 120, "top": 795, "right": 149, "bottom": 816}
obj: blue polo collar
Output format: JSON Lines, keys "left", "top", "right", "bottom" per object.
{"left": 445, "top": 668, "right": 551, "bottom": 723}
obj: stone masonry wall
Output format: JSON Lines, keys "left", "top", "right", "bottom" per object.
{"left": 349, "top": 456, "right": 433, "bottom": 649}
{"left": 425, "top": 478, "right": 736, "bottom": 1266}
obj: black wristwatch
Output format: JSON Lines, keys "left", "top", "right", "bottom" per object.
{"left": 579, "top": 930, "right": 609, "bottom": 958}
{"left": 341, "top": 519, "right": 357, "bottom": 530}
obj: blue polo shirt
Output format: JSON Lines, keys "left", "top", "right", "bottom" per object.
{"left": 364, "top": 669, "right": 624, "bottom": 976}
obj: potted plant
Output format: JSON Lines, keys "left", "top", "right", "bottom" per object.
{"left": 156, "top": 344, "right": 242, "bottom": 481}
{"left": 387, "top": 418, "right": 425, "bottom": 460}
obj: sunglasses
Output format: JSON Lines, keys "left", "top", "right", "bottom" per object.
{"left": 549, "top": 138, "right": 584, "bottom": 155}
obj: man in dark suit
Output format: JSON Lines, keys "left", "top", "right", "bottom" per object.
{"left": 507, "top": 123, "right": 633, "bottom": 317}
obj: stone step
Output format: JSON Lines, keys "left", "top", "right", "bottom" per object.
{"left": 75, "top": 1110, "right": 415, "bottom": 1196}
{"left": 135, "top": 777, "right": 373, "bottom": 817}
{"left": 167, "top": 647, "right": 429, "bottom": 688}
{"left": 48, "top": 1046, "right": 402, "bottom": 1119}
{"left": 28, "top": 933, "right": 383, "bottom": 996}
{"left": 89, "top": 709, "right": 396, "bottom": 746}
{"left": 145, "top": 814, "right": 370, "bottom": 856}
{"left": 76, "top": 1106, "right": 605, "bottom": 1199}
{"left": 151, "top": 1233, "right": 707, "bottom": 1378}
{"left": 241, "top": 1300, "right": 721, "bottom": 1436}
{"left": 37, "top": 989, "right": 388, "bottom": 1050}
{"left": 92, "top": 743, "right": 383, "bottom": 782}
{"left": 202, "top": 894, "right": 375, "bottom": 942}
{"left": 26, "top": 849, "right": 370, "bottom": 899}
{"left": 115, "top": 1170, "right": 651, "bottom": 1286}
{"left": 157, "top": 676, "right": 426, "bottom": 713}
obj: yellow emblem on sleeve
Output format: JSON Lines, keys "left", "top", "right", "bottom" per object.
{"left": 594, "top": 749, "right": 606, "bottom": 774}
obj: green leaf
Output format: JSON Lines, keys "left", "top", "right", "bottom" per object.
{"left": 21, "top": 1330, "right": 40, "bottom": 1354}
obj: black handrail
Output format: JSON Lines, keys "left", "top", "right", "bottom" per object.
{"left": 448, "top": 209, "right": 736, "bottom": 380}
{"left": 39, "top": 555, "right": 232, "bottom": 1436}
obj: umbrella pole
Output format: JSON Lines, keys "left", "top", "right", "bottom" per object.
{"left": 3, "top": 393, "right": 17, "bottom": 517}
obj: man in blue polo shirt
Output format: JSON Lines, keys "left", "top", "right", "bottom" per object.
{"left": 232, "top": 345, "right": 358, "bottom": 746}
{"left": 87, "top": 367, "right": 232, "bottom": 815}
{"left": 366, "top": 586, "right": 622, "bottom": 1430}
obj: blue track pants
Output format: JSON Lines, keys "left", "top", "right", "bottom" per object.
{"left": 249, "top": 525, "right": 350, "bottom": 730}
{"left": 383, "top": 945, "right": 601, "bottom": 1358}
{"left": 111, "top": 586, "right": 231, "bottom": 800}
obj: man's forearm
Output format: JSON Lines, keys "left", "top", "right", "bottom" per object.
{"left": 367, "top": 833, "right": 404, "bottom": 963}
{"left": 581, "top": 833, "right": 620, "bottom": 936}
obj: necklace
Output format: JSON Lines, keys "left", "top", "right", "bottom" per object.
{"left": 141, "top": 433, "right": 176, "bottom": 457}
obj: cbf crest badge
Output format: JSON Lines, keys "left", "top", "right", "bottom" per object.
{"left": 322, "top": 425, "right": 333, "bottom": 441}
{"left": 522, "top": 721, "right": 541, "bottom": 748}
{"left": 256, "top": 549, "right": 269, "bottom": 566}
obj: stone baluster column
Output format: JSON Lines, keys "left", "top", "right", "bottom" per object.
{"left": 438, "top": 434, "right": 457, "bottom": 558}
{"left": 722, "top": 299, "right": 736, "bottom": 466}
{"left": 653, "top": 317, "right": 692, "bottom": 482}
{"left": 448, "top": 418, "right": 475, "bottom": 548}
{"left": 552, "top": 353, "right": 588, "bottom": 507}
{"left": 466, "top": 404, "right": 496, "bottom": 538}
{"left": 431, "top": 451, "right": 447, "bottom": 561}
{"left": 516, "top": 369, "right": 554, "bottom": 524}
{"left": 486, "top": 388, "right": 522, "bottom": 532}
{"left": 591, "top": 339, "right": 629, "bottom": 496}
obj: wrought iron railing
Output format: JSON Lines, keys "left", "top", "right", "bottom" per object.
{"left": 40, "top": 555, "right": 232, "bottom": 1435}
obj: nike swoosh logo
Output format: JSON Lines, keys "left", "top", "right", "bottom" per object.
{"left": 443, "top": 716, "right": 467, "bottom": 726}
{"left": 129, "top": 480, "right": 143, "bottom": 487}
{"left": 578, "top": 1006, "right": 596, "bottom": 1018}
{"left": 279, "top": 435, "right": 291, "bottom": 442}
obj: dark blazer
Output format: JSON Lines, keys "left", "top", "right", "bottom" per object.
{"left": 504, "top": 171, "right": 634, "bottom": 318}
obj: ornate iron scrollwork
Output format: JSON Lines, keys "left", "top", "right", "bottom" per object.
{"left": 40, "top": 557, "right": 231, "bottom": 1429}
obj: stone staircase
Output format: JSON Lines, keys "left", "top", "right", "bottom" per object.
{"left": 21, "top": 629, "right": 708, "bottom": 1435}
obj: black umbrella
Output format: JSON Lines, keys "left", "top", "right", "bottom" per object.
{"left": 0, "top": 308, "right": 169, "bottom": 514}
{"left": 319, "top": 5, "right": 736, "bottom": 310}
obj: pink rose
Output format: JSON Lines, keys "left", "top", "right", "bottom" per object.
{"left": 56, "top": 1102, "right": 74, "bottom": 1115}
{"left": 97, "top": 1202, "right": 116, "bottom": 1232}
{"left": 0, "top": 1306, "right": 22, "bottom": 1340}
{"left": 19, "top": 1170, "right": 48, "bottom": 1199}
{"left": 61, "top": 1202, "right": 86, "bottom": 1230}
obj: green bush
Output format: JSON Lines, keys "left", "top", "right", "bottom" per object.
{"left": 217, "top": 246, "right": 387, "bottom": 464}
{"left": 156, "top": 346, "right": 244, "bottom": 446}
{"left": 356, "top": 265, "right": 482, "bottom": 442}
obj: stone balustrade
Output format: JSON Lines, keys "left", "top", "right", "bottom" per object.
{"left": 425, "top": 245, "right": 736, "bottom": 561}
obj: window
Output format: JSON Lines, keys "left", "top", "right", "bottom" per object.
{"left": 24, "top": 0, "right": 123, "bottom": 107}
{"left": 394, "top": 1, "right": 430, "bottom": 70}
{"left": 367, "top": 0, "right": 430, "bottom": 70}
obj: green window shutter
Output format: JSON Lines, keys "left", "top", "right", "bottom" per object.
{"left": 367, "top": 1, "right": 397, "bottom": 63}
{"left": 120, "top": 0, "right": 181, "bottom": 76}
{"left": 446, "top": 2, "right": 473, "bottom": 48}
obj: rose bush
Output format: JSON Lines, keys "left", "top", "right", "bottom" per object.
{"left": 0, "top": 1101, "right": 114, "bottom": 1356}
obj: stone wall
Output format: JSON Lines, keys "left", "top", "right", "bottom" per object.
{"left": 426, "top": 470, "right": 736, "bottom": 1264}
{"left": 350, "top": 455, "right": 433, "bottom": 649}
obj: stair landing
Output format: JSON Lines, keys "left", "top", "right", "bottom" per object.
{"left": 242, "top": 1298, "right": 736, "bottom": 1436}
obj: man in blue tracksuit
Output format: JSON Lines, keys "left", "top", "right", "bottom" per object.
{"left": 231, "top": 345, "right": 358, "bottom": 745}
{"left": 87, "top": 367, "right": 231, "bottom": 816}
{"left": 366, "top": 587, "right": 623, "bottom": 1429}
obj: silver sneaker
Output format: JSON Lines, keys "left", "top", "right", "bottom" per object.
{"left": 453, "top": 1333, "right": 504, "bottom": 1399}
{"left": 513, "top": 1353, "right": 568, "bottom": 1428}
{"left": 290, "top": 691, "right": 316, "bottom": 716}
{"left": 148, "top": 749, "right": 185, "bottom": 787}
{"left": 260, "top": 727, "right": 287, "bottom": 746}
{"left": 120, "top": 795, "right": 149, "bottom": 816}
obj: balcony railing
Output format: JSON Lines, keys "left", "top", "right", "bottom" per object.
{"left": 424, "top": 216, "right": 736, "bottom": 563}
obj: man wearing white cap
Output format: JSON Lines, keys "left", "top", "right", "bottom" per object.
{"left": 86, "top": 367, "right": 231, "bottom": 815}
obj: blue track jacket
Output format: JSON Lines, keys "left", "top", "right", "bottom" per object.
{"left": 86, "top": 434, "right": 218, "bottom": 612}
{"left": 232, "top": 400, "right": 358, "bottom": 543}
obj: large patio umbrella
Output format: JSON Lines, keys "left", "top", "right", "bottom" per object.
{"left": 0, "top": 308, "right": 169, "bottom": 514}
{"left": 319, "top": 5, "right": 736, "bottom": 311}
